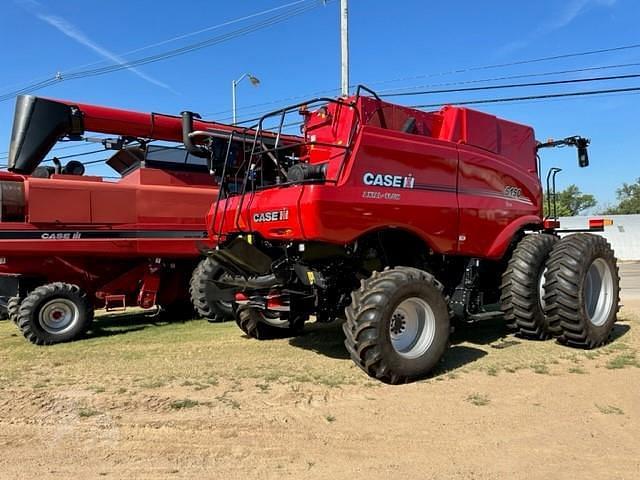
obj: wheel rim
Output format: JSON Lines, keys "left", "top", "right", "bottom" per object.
{"left": 39, "top": 298, "right": 79, "bottom": 334}
{"left": 260, "top": 310, "right": 289, "bottom": 328}
{"left": 538, "top": 267, "right": 548, "bottom": 310}
{"left": 584, "top": 258, "right": 615, "bottom": 327}
{"left": 389, "top": 297, "right": 436, "bottom": 359}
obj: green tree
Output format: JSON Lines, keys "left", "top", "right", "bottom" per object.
{"left": 603, "top": 178, "right": 640, "bottom": 215}
{"left": 543, "top": 184, "right": 597, "bottom": 217}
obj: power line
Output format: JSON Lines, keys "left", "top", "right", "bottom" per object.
{"left": 63, "top": 3, "right": 325, "bottom": 77}
{"left": 60, "top": 0, "right": 313, "bottom": 75}
{"left": 410, "top": 86, "right": 640, "bottom": 109}
{"left": 42, "top": 148, "right": 107, "bottom": 163}
{"left": 0, "top": 0, "right": 317, "bottom": 94}
{"left": 373, "top": 61, "right": 640, "bottom": 95}
{"left": 209, "top": 60, "right": 640, "bottom": 122}
{"left": 228, "top": 73, "right": 640, "bottom": 126}
{"left": 0, "top": 0, "right": 330, "bottom": 103}
{"left": 0, "top": 142, "right": 91, "bottom": 160}
{"left": 363, "top": 43, "right": 640, "bottom": 88}
{"left": 380, "top": 73, "right": 640, "bottom": 98}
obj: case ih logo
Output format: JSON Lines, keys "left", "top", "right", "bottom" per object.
{"left": 363, "top": 172, "right": 415, "bottom": 189}
{"left": 41, "top": 232, "right": 82, "bottom": 240}
{"left": 253, "top": 209, "right": 290, "bottom": 223}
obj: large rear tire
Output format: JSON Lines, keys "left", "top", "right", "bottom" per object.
{"left": 17, "top": 283, "right": 94, "bottom": 345}
{"left": 189, "top": 258, "right": 233, "bottom": 322}
{"left": 543, "top": 233, "right": 620, "bottom": 349}
{"left": 343, "top": 267, "right": 450, "bottom": 384}
{"left": 500, "top": 233, "right": 558, "bottom": 339}
{"left": 234, "top": 305, "right": 306, "bottom": 340}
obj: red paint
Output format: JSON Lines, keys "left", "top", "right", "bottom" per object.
{"left": 210, "top": 96, "right": 541, "bottom": 260}
{"left": 0, "top": 99, "right": 222, "bottom": 310}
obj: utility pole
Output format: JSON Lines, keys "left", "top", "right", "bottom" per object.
{"left": 340, "top": 0, "right": 349, "bottom": 96}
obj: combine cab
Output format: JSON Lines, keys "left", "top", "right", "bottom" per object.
{"left": 0, "top": 95, "right": 245, "bottom": 344}
{"left": 191, "top": 87, "right": 620, "bottom": 384}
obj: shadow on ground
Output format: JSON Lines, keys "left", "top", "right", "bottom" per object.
{"left": 289, "top": 318, "right": 502, "bottom": 374}
{"left": 610, "top": 322, "right": 631, "bottom": 342}
{"left": 86, "top": 310, "right": 196, "bottom": 340}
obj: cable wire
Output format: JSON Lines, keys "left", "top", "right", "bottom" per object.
{"left": 410, "top": 86, "right": 640, "bottom": 109}
{"left": 0, "top": 0, "right": 330, "bottom": 103}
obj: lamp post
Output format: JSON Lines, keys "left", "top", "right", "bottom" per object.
{"left": 232, "top": 73, "right": 260, "bottom": 125}
{"left": 340, "top": 0, "right": 349, "bottom": 96}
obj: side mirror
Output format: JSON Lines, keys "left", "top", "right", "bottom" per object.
{"left": 577, "top": 138, "right": 589, "bottom": 168}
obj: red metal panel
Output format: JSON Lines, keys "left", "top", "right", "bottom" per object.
{"left": 457, "top": 144, "right": 542, "bottom": 258}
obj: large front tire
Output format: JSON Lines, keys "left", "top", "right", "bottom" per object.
{"left": 343, "top": 267, "right": 450, "bottom": 384}
{"left": 500, "top": 233, "right": 558, "bottom": 339}
{"left": 189, "top": 258, "right": 234, "bottom": 322}
{"left": 17, "top": 283, "right": 94, "bottom": 345}
{"left": 543, "top": 233, "right": 620, "bottom": 349}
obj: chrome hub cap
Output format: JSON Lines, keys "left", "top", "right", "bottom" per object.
{"left": 584, "top": 258, "right": 615, "bottom": 327}
{"left": 39, "top": 298, "right": 79, "bottom": 334}
{"left": 389, "top": 297, "right": 436, "bottom": 359}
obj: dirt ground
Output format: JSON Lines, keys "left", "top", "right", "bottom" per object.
{"left": 1, "top": 268, "right": 638, "bottom": 479}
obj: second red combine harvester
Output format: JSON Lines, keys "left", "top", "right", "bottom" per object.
{"left": 0, "top": 95, "right": 245, "bottom": 344}
{"left": 186, "top": 86, "right": 620, "bottom": 384}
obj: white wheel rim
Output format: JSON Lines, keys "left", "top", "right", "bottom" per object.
{"left": 389, "top": 297, "right": 436, "bottom": 359}
{"left": 584, "top": 258, "right": 615, "bottom": 327}
{"left": 538, "top": 266, "right": 548, "bottom": 310}
{"left": 39, "top": 298, "right": 79, "bottom": 334}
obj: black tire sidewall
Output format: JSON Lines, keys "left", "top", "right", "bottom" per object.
{"left": 576, "top": 244, "right": 619, "bottom": 343}
{"left": 377, "top": 282, "right": 450, "bottom": 378}
{"left": 191, "top": 258, "right": 233, "bottom": 321}
{"left": 204, "top": 260, "right": 233, "bottom": 317}
{"left": 21, "top": 287, "right": 92, "bottom": 344}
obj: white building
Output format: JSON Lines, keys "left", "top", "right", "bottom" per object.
{"left": 558, "top": 215, "right": 640, "bottom": 261}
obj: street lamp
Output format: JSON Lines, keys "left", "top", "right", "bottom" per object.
{"left": 232, "top": 73, "right": 260, "bottom": 125}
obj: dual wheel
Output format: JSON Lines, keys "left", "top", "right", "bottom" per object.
{"left": 231, "top": 234, "right": 619, "bottom": 385}
{"left": 501, "top": 233, "right": 619, "bottom": 348}
{"left": 16, "top": 283, "right": 94, "bottom": 345}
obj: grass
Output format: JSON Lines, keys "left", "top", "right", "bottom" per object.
{"left": 466, "top": 393, "right": 490, "bottom": 406}
{"left": 605, "top": 351, "right": 639, "bottom": 370}
{"left": 216, "top": 392, "right": 241, "bottom": 410}
{"left": 170, "top": 399, "right": 199, "bottom": 410}
{"left": 78, "top": 407, "right": 101, "bottom": 418}
{"left": 325, "top": 414, "right": 336, "bottom": 423}
{"left": 139, "top": 379, "right": 167, "bottom": 389}
{"left": 595, "top": 404, "right": 624, "bottom": 415}
{"left": 531, "top": 363, "right": 550, "bottom": 375}
{"left": 568, "top": 366, "right": 587, "bottom": 374}
{"left": 0, "top": 308, "right": 636, "bottom": 400}
{"left": 486, "top": 366, "right": 499, "bottom": 376}
{"left": 255, "top": 382, "right": 271, "bottom": 393}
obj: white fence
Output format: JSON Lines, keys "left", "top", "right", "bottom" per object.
{"left": 558, "top": 215, "right": 640, "bottom": 261}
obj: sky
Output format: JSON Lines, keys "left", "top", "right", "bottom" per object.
{"left": 0, "top": 0, "right": 639, "bottom": 208}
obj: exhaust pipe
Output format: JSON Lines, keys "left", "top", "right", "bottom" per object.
{"left": 180, "top": 111, "right": 210, "bottom": 159}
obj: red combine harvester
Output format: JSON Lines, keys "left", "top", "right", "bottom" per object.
{"left": 0, "top": 94, "right": 254, "bottom": 344}
{"left": 188, "top": 86, "right": 620, "bottom": 384}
